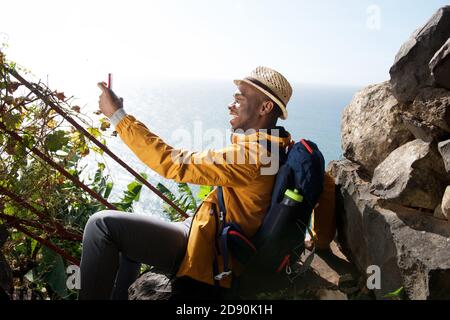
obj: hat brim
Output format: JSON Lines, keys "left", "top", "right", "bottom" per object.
{"left": 233, "top": 79, "right": 288, "bottom": 120}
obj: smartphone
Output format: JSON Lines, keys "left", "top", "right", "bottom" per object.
{"left": 107, "top": 73, "right": 113, "bottom": 89}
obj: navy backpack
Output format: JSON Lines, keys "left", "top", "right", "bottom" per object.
{"left": 213, "top": 139, "right": 325, "bottom": 284}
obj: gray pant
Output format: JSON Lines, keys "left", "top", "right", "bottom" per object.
{"left": 78, "top": 210, "right": 192, "bottom": 300}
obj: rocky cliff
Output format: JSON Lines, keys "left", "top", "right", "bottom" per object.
{"left": 333, "top": 6, "right": 450, "bottom": 300}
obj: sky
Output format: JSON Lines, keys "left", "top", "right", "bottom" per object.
{"left": 0, "top": 0, "right": 449, "bottom": 92}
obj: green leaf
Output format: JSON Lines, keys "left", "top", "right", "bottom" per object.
{"left": 97, "top": 162, "right": 106, "bottom": 171}
{"left": 177, "top": 183, "right": 198, "bottom": 211}
{"left": 93, "top": 168, "right": 106, "bottom": 188}
{"left": 15, "top": 134, "right": 34, "bottom": 157}
{"left": 24, "top": 269, "right": 34, "bottom": 282}
{"left": 156, "top": 183, "right": 176, "bottom": 202}
{"left": 92, "top": 146, "right": 104, "bottom": 155}
{"left": 103, "top": 182, "right": 113, "bottom": 199}
{"left": 30, "top": 239, "right": 38, "bottom": 255}
{"left": 87, "top": 127, "right": 101, "bottom": 139}
{"left": 21, "top": 134, "right": 35, "bottom": 149}
{"left": 3, "top": 202, "right": 16, "bottom": 215}
{"left": 139, "top": 172, "right": 148, "bottom": 180}
{"left": 36, "top": 247, "right": 68, "bottom": 299}
{"left": 197, "top": 185, "right": 213, "bottom": 201}
{"left": 2, "top": 112, "right": 22, "bottom": 130}
{"left": 383, "top": 287, "right": 404, "bottom": 298}
{"left": 45, "top": 130, "right": 70, "bottom": 152}
{"left": 127, "top": 183, "right": 142, "bottom": 201}
{"left": 67, "top": 169, "right": 77, "bottom": 176}
{"left": 115, "top": 178, "right": 145, "bottom": 211}
{"left": 157, "top": 182, "right": 196, "bottom": 221}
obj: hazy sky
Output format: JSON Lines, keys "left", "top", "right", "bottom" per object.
{"left": 1, "top": 0, "right": 448, "bottom": 91}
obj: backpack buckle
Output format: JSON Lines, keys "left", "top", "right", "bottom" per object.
{"left": 285, "top": 264, "right": 292, "bottom": 275}
{"left": 214, "top": 271, "right": 232, "bottom": 281}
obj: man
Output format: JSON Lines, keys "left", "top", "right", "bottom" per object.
{"left": 78, "top": 66, "right": 334, "bottom": 300}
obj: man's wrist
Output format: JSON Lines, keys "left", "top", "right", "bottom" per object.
{"left": 109, "top": 108, "right": 127, "bottom": 127}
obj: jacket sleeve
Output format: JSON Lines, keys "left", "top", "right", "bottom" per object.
{"left": 115, "top": 115, "right": 260, "bottom": 187}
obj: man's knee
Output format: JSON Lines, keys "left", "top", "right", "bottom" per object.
{"left": 83, "top": 210, "right": 118, "bottom": 240}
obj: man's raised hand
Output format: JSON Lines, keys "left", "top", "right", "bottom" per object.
{"left": 97, "top": 82, "right": 124, "bottom": 118}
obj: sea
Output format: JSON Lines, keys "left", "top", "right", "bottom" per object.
{"left": 80, "top": 80, "right": 360, "bottom": 216}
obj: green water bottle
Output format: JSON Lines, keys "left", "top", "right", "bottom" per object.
{"left": 258, "top": 188, "right": 303, "bottom": 242}
{"left": 282, "top": 189, "right": 303, "bottom": 206}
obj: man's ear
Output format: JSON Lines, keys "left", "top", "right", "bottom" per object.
{"left": 260, "top": 100, "right": 274, "bottom": 116}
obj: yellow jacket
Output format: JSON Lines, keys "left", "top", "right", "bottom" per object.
{"left": 116, "top": 115, "right": 336, "bottom": 287}
{"left": 311, "top": 172, "right": 336, "bottom": 249}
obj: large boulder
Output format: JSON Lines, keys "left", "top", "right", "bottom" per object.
{"left": 330, "top": 159, "right": 450, "bottom": 300}
{"left": 341, "top": 82, "right": 413, "bottom": 174}
{"left": 439, "top": 139, "right": 450, "bottom": 172}
{"left": 370, "top": 140, "right": 448, "bottom": 210}
{"left": 430, "top": 38, "right": 450, "bottom": 90}
{"left": 390, "top": 6, "right": 450, "bottom": 103}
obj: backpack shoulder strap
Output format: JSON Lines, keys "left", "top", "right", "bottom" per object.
{"left": 300, "top": 139, "right": 314, "bottom": 154}
{"left": 217, "top": 186, "right": 227, "bottom": 216}
{"left": 214, "top": 186, "right": 233, "bottom": 281}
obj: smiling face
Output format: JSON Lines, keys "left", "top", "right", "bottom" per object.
{"left": 228, "top": 82, "right": 277, "bottom": 132}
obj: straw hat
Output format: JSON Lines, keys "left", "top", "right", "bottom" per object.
{"left": 234, "top": 66, "right": 293, "bottom": 120}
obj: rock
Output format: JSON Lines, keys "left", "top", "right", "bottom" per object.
{"left": 434, "top": 203, "right": 446, "bottom": 220}
{"left": 439, "top": 139, "right": 450, "bottom": 172}
{"left": 407, "top": 87, "right": 450, "bottom": 134}
{"left": 401, "top": 113, "right": 448, "bottom": 143}
{"left": 370, "top": 140, "right": 448, "bottom": 210}
{"left": 338, "top": 273, "right": 357, "bottom": 286}
{"left": 128, "top": 271, "right": 172, "bottom": 300}
{"left": 298, "top": 242, "right": 362, "bottom": 299}
{"left": 316, "top": 289, "right": 348, "bottom": 300}
{"left": 354, "top": 286, "right": 377, "bottom": 300}
{"left": 430, "top": 38, "right": 450, "bottom": 90}
{"left": 390, "top": 6, "right": 450, "bottom": 103}
{"left": 442, "top": 186, "right": 450, "bottom": 218}
{"left": 330, "top": 159, "right": 450, "bottom": 300}
{"left": 338, "top": 273, "right": 359, "bottom": 295}
{"left": 129, "top": 272, "right": 233, "bottom": 300}
{"left": 130, "top": 243, "right": 363, "bottom": 300}
{"left": 341, "top": 82, "right": 413, "bottom": 174}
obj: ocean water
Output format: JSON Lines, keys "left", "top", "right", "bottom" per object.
{"left": 84, "top": 80, "right": 359, "bottom": 215}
